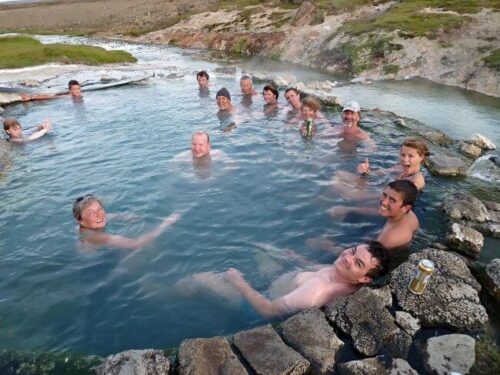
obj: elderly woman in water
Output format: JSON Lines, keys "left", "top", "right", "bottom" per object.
{"left": 73, "top": 194, "right": 181, "bottom": 251}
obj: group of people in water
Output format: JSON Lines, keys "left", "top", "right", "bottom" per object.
{"left": 2, "top": 71, "right": 431, "bottom": 318}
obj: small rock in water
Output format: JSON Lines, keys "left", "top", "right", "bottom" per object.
{"left": 459, "top": 141, "right": 482, "bottom": 159}
{"left": 394, "top": 118, "right": 407, "bottom": 127}
{"left": 214, "top": 67, "right": 237, "bottom": 75}
{"left": 424, "top": 334, "right": 475, "bottom": 375}
{"left": 19, "top": 80, "right": 41, "bottom": 87}
{"left": 427, "top": 154, "right": 469, "bottom": 176}
{"left": 446, "top": 222, "right": 484, "bottom": 258}
{"left": 100, "top": 74, "right": 115, "bottom": 82}
{"left": 337, "top": 356, "right": 418, "bottom": 375}
{"left": 467, "top": 133, "right": 496, "bottom": 150}
{"left": 483, "top": 258, "right": 500, "bottom": 302}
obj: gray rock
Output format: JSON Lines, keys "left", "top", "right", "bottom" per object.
{"left": 369, "top": 285, "right": 392, "bottom": 307}
{"left": 100, "top": 75, "right": 116, "bottom": 82}
{"left": 177, "top": 336, "right": 248, "bottom": 375}
{"left": 0, "top": 92, "right": 22, "bottom": 106}
{"left": 214, "top": 66, "right": 237, "bottom": 75}
{"left": 419, "top": 129, "right": 454, "bottom": 147}
{"left": 322, "top": 95, "right": 342, "bottom": 107}
{"left": 467, "top": 133, "right": 496, "bottom": 150}
{"left": 93, "top": 349, "right": 170, "bottom": 375}
{"left": 233, "top": 324, "right": 310, "bottom": 375}
{"left": 394, "top": 118, "right": 407, "bottom": 128}
{"left": 459, "top": 141, "right": 482, "bottom": 159}
{"left": 425, "top": 334, "right": 476, "bottom": 375}
{"left": 325, "top": 288, "right": 411, "bottom": 358}
{"left": 484, "top": 258, "right": 500, "bottom": 302}
{"left": 483, "top": 200, "right": 500, "bottom": 212}
{"left": 427, "top": 154, "right": 469, "bottom": 176}
{"left": 441, "top": 193, "right": 491, "bottom": 223}
{"left": 165, "top": 73, "right": 184, "bottom": 79}
{"left": 395, "top": 311, "right": 420, "bottom": 336}
{"left": 470, "top": 222, "right": 500, "bottom": 238}
{"left": 279, "top": 308, "right": 343, "bottom": 375}
{"left": 447, "top": 222, "right": 484, "bottom": 258}
{"left": 337, "top": 356, "right": 418, "bottom": 375}
{"left": 19, "top": 79, "right": 41, "bottom": 87}
{"left": 390, "top": 248, "right": 488, "bottom": 329}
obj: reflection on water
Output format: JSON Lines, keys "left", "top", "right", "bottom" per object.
{"left": 0, "top": 36, "right": 498, "bottom": 356}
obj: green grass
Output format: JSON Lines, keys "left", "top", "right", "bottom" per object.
{"left": 483, "top": 48, "right": 500, "bottom": 71}
{"left": 383, "top": 63, "right": 400, "bottom": 74}
{"left": 0, "top": 36, "right": 136, "bottom": 69}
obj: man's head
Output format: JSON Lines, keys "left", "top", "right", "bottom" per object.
{"left": 379, "top": 180, "right": 418, "bottom": 218}
{"left": 216, "top": 87, "right": 232, "bottom": 111}
{"left": 196, "top": 71, "right": 209, "bottom": 88}
{"left": 341, "top": 100, "right": 361, "bottom": 128}
{"left": 68, "top": 80, "right": 81, "bottom": 97}
{"left": 285, "top": 88, "right": 301, "bottom": 109}
{"left": 3, "top": 118, "right": 22, "bottom": 138}
{"left": 335, "top": 241, "right": 388, "bottom": 284}
{"left": 240, "top": 76, "right": 254, "bottom": 95}
{"left": 73, "top": 194, "right": 106, "bottom": 229}
{"left": 262, "top": 84, "right": 279, "bottom": 103}
{"left": 191, "top": 131, "right": 211, "bottom": 158}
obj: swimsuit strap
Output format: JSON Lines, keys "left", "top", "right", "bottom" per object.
{"left": 402, "top": 168, "right": 423, "bottom": 181}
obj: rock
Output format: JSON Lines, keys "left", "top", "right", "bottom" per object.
{"left": 214, "top": 66, "right": 237, "bottom": 75}
{"left": 233, "top": 324, "right": 310, "bottom": 375}
{"left": 441, "top": 193, "right": 491, "bottom": 223}
{"left": 0, "top": 92, "right": 23, "bottom": 106}
{"left": 470, "top": 222, "right": 500, "bottom": 238}
{"left": 177, "top": 336, "right": 248, "bottom": 375}
{"left": 459, "top": 141, "right": 482, "bottom": 159}
{"left": 322, "top": 95, "right": 342, "bottom": 107}
{"left": 291, "top": 1, "right": 323, "bottom": 27}
{"left": 395, "top": 311, "right": 420, "bottom": 336}
{"left": 447, "top": 223, "right": 484, "bottom": 258}
{"left": 424, "top": 334, "right": 476, "bottom": 375}
{"left": 93, "top": 349, "right": 170, "bottom": 375}
{"left": 272, "top": 74, "right": 296, "bottom": 87}
{"left": 279, "top": 308, "right": 343, "bottom": 375}
{"left": 390, "top": 248, "right": 488, "bottom": 329}
{"left": 483, "top": 259, "right": 500, "bottom": 302}
{"left": 0, "top": 106, "right": 3, "bottom": 114}
{"left": 418, "top": 129, "right": 454, "bottom": 146}
{"left": 337, "top": 356, "right": 418, "bottom": 375}
{"left": 165, "top": 73, "right": 184, "bottom": 79}
{"left": 19, "top": 79, "right": 41, "bottom": 87}
{"left": 305, "top": 80, "right": 335, "bottom": 91}
{"left": 427, "top": 154, "right": 469, "bottom": 176}
{"left": 394, "top": 118, "right": 407, "bottom": 128}
{"left": 100, "top": 74, "right": 115, "bottom": 82}
{"left": 370, "top": 285, "right": 393, "bottom": 307}
{"left": 325, "top": 288, "right": 411, "bottom": 358}
{"left": 467, "top": 133, "right": 496, "bottom": 150}
{"left": 483, "top": 200, "right": 500, "bottom": 212}
{"left": 431, "top": 242, "right": 448, "bottom": 250}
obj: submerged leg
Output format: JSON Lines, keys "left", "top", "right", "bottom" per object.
{"left": 175, "top": 271, "right": 242, "bottom": 305}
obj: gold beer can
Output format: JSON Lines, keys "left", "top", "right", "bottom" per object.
{"left": 408, "top": 259, "right": 434, "bottom": 295}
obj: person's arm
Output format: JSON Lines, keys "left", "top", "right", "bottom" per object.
{"left": 225, "top": 268, "right": 287, "bottom": 318}
{"left": 21, "top": 93, "right": 64, "bottom": 101}
{"left": 86, "top": 213, "right": 181, "bottom": 250}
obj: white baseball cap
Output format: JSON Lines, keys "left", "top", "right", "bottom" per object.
{"left": 342, "top": 101, "right": 360, "bottom": 113}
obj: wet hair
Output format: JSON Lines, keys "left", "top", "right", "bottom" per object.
{"left": 263, "top": 84, "right": 279, "bottom": 99}
{"left": 73, "top": 194, "right": 103, "bottom": 221}
{"left": 3, "top": 118, "right": 21, "bottom": 131}
{"left": 402, "top": 138, "right": 430, "bottom": 160}
{"left": 192, "top": 131, "right": 210, "bottom": 144}
{"left": 240, "top": 75, "right": 252, "bottom": 83}
{"left": 387, "top": 180, "right": 418, "bottom": 207}
{"left": 364, "top": 240, "right": 389, "bottom": 280}
{"left": 68, "top": 80, "right": 80, "bottom": 89}
{"left": 285, "top": 87, "right": 299, "bottom": 96}
{"left": 301, "top": 97, "right": 320, "bottom": 113}
{"left": 196, "top": 71, "right": 209, "bottom": 80}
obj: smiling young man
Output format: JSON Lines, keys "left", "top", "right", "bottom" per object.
{"left": 21, "top": 80, "right": 82, "bottom": 101}
{"left": 224, "top": 241, "right": 388, "bottom": 318}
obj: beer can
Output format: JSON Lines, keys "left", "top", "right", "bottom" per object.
{"left": 408, "top": 259, "right": 434, "bottom": 295}
{"left": 304, "top": 118, "right": 314, "bottom": 138}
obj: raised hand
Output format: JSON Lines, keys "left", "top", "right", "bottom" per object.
{"left": 357, "top": 158, "right": 370, "bottom": 174}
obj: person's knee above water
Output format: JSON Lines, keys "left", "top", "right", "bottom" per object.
{"left": 196, "top": 70, "right": 210, "bottom": 89}
{"left": 73, "top": 194, "right": 181, "bottom": 251}
{"left": 224, "top": 240, "right": 388, "bottom": 317}
{"left": 240, "top": 75, "right": 258, "bottom": 96}
{"left": 3, "top": 117, "right": 52, "bottom": 143}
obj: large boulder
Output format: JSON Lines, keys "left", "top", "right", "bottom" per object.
{"left": 466, "top": 133, "right": 496, "bottom": 150}
{"left": 325, "top": 288, "right": 411, "bottom": 358}
{"left": 424, "top": 334, "right": 476, "bottom": 375}
{"left": 446, "top": 222, "right": 484, "bottom": 258}
{"left": 93, "top": 349, "right": 170, "bottom": 375}
{"left": 177, "top": 336, "right": 248, "bottom": 375}
{"left": 0, "top": 92, "right": 22, "bottom": 106}
{"left": 441, "top": 193, "right": 491, "bottom": 223}
{"left": 233, "top": 324, "right": 310, "bottom": 375}
{"left": 459, "top": 141, "right": 482, "bottom": 159}
{"left": 279, "top": 308, "right": 343, "bottom": 375}
{"left": 427, "top": 154, "right": 469, "bottom": 176}
{"left": 390, "top": 248, "right": 488, "bottom": 329}
{"left": 337, "top": 356, "right": 418, "bottom": 375}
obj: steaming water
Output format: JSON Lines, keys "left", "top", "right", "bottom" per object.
{"left": 0, "top": 36, "right": 498, "bottom": 355}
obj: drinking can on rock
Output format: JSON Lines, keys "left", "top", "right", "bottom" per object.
{"left": 408, "top": 259, "right": 434, "bottom": 295}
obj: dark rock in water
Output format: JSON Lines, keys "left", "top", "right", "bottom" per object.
{"left": 419, "top": 129, "right": 454, "bottom": 147}
{"left": 393, "top": 118, "right": 407, "bottom": 128}
{"left": 93, "top": 349, "right": 170, "bottom": 375}
{"left": 482, "top": 259, "right": 500, "bottom": 302}
{"left": 390, "top": 248, "right": 488, "bottom": 329}
{"left": 446, "top": 222, "right": 484, "bottom": 258}
{"left": 325, "top": 287, "right": 411, "bottom": 358}
{"left": 424, "top": 334, "right": 476, "bottom": 375}
{"left": 233, "top": 324, "right": 310, "bottom": 375}
{"left": 459, "top": 141, "right": 482, "bottom": 159}
{"left": 426, "top": 154, "right": 469, "bottom": 176}
{"left": 177, "top": 336, "right": 248, "bottom": 375}
{"left": 337, "top": 356, "right": 418, "bottom": 375}
{"left": 279, "top": 308, "right": 343, "bottom": 375}
{"left": 489, "top": 154, "right": 500, "bottom": 167}
{"left": 214, "top": 67, "right": 237, "bottom": 75}
{"left": 441, "top": 193, "right": 491, "bottom": 223}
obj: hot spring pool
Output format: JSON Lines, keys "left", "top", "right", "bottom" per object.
{"left": 0, "top": 37, "right": 498, "bottom": 356}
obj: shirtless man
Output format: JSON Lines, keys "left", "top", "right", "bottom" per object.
{"left": 224, "top": 241, "right": 388, "bottom": 317}
{"left": 21, "top": 80, "right": 82, "bottom": 101}
{"left": 240, "top": 75, "right": 258, "bottom": 96}
{"left": 285, "top": 88, "right": 302, "bottom": 113}
{"left": 73, "top": 195, "right": 181, "bottom": 251}
{"left": 196, "top": 71, "right": 210, "bottom": 89}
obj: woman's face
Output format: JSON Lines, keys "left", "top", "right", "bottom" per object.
{"left": 301, "top": 105, "right": 315, "bottom": 119}
{"left": 263, "top": 89, "right": 277, "bottom": 104}
{"left": 399, "top": 145, "right": 424, "bottom": 172}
